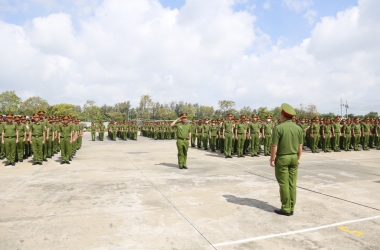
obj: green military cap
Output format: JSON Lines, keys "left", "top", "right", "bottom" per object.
{"left": 281, "top": 103, "right": 296, "bottom": 118}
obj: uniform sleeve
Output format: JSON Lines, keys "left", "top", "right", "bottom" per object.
{"left": 271, "top": 126, "right": 280, "bottom": 146}
{"left": 298, "top": 127, "right": 303, "bottom": 145}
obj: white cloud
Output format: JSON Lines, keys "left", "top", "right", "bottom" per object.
{"left": 303, "top": 9, "right": 317, "bottom": 24}
{"left": 263, "top": 1, "right": 270, "bottom": 9}
{"left": 0, "top": 0, "right": 379, "bottom": 115}
{"left": 282, "top": 0, "right": 313, "bottom": 13}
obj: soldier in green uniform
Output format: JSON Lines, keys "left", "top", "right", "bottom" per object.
{"left": 209, "top": 120, "right": 218, "bottom": 152}
{"left": 309, "top": 116, "right": 320, "bottom": 153}
{"left": 98, "top": 121, "right": 106, "bottom": 141}
{"left": 91, "top": 122, "right": 97, "bottom": 141}
{"left": 218, "top": 119, "right": 225, "bottom": 154}
{"left": 2, "top": 114, "right": 19, "bottom": 166}
{"left": 0, "top": 116, "right": 5, "bottom": 160}
{"left": 270, "top": 103, "right": 303, "bottom": 216}
{"left": 15, "top": 116, "right": 27, "bottom": 162}
{"left": 361, "top": 117, "right": 371, "bottom": 150}
{"left": 196, "top": 120, "right": 203, "bottom": 148}
{"left": 223, "top": 114, "right": 234, "bottom": 158}
{"left": 248, "top": 114, "right": 261, "bottom": 157}
{"left": 45, "top": 117, "right": 54, "bottom": 159}
{"left": 235, "top": 115, "right": 247, "bottom": 158}
{"left": 190, "top": 119, "right": 197, "bottom": 147}
{"left": 298, "top": 118, "right": 307, "bottom": 149}
{"left": 262, "top": 115, "right": 273, "bottom": 156}
{"left": 352, "top": 118, "right": 362, "bottom": 151}
{"left": 38, "top": 111, "right": 49, "bottom": 162}
{"left": 202, "top": 119, "right": 210, "bottom": 150}
{"left": 29, "top": 114, "right": 45, "bottom": 165}
{"left": 171, "top": 113, "right": 191, "bottom": 169}
{"left": 374, "top": 119, "right": 380, "bottom": 150}
{"left": 331, "top": 116, "right": 341, "bottom": 152}
{"left": 58, "top": 116, "right": 73, "bottom": 164}
{"left": 321, "top": 118, "right": 332, "bottom": 152}
{"left": 22, "top": 116, "right": 31, "bottom": 159}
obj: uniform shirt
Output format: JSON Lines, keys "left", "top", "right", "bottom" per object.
{"left": 16, "top": 124, "right": 26, "bottom": 137}
{"left": 311, "top": 123, "right": 320, "bottom": 134}
{"left": 3, "top": 123, "right": 17, "bottom": 137}
{"left": 29, "top": 123, "right": 45, "bottom": 136}
{"left": 323, "top": 124, "right": 331, "bottom": 135}
{"left": 249, "top": 122, "right": 260, "bottom": 134}
{"left": 262, "top": 123, "right": 273, "bottom": 135}
{"left": 223, "top": 121, "right": 234, "bottom": 134}
{"left": 272, "top": 120, "right": 303, "bottom": 155}
{"left": 190, "top": 124, "right": 196, "bottom": 134}
{"left": 353, "top": 123, "right": 361, "bottom": 134}
{"left": 196, "top": 125, "right": 203, "bottom": 134}
{"left": 362, "top": 123, "right": 370, "bottom": 133}
{"left": 91, "top": 125, "right": 97, "bottom": 132}
{"left": 210, "top": 125, "right": 218, "bottom": 136}
{"left": 98, "top": 124, "right": 106, "bottom": 132}
{"left": 59, "top": 124, "right": 73, "bottom": 138}
{"left": 236, "top": 123, "right": 247, "bottom": 134}
{"left": 203, "top": 124, "right": 210, "bottom": 134}
{"left": 333, "top": 123, "right": 341, "bottom": 134}
{"left": 174, "top": 123, "right": 191, "bottom": 139}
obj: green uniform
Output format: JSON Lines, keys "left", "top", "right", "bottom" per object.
{"left": 91, "top": 124, "right": 97, "bottom": 141}
{"left": 332, "top": 122, "right": 341, "bottom": 151}
{"left": 352, "top": 123, "right": 361, "bottom": 150}
{"left": 196, "top": 124, "right": 203, "bottom": 148}
{"left": 262, "top": 123, "right": 273, "bottom": 155}
{"left": 174, "top": 122, "right": 191, "bottom": 168}
{"left": 209, "top": 125, "right": 218, "bottom": 151}
{"left": 361, "top": 123, "right": 371, "bottom": 150}
{"left": 235, "top": 122, "right": 247, "bottom": 157}
{"left": 30, "top": 122, "right": 45, "bottom": 163}
{"left": 16, "top": 123, "right": 27, "bottom": 161}
{"left": 203, "top": 124, "right": 210, "bottom": 150}
{"left": 342, "top": 124, "right": 351, "bottom": 151}
{"left": 249, "top": 122, "right": 261, "bottom": 156}
{"left": 98, "top": 124, "right": 106, "bottom": 141}
{"left": 223, "top": 121, "right": 234, "bottom": 157}
{"left": 45, "top": 121, "right": 53, "bottom": 158}
{"left": 3, "top": 122, "right": 18, "bottom": 164}
{"left": 190, "top": 124, "right": 196, "bottom": 147}
{"left": 59, "top": 124, "right": 73, "bottom": 162}
{"left": 272, "top": 120, "right": 303, "bottom": 214}
{"left": 322, "top": 124, "right": 331, "bottom": 152}
{"left": 310, "top": 123, "right": 320, "bottom": 153}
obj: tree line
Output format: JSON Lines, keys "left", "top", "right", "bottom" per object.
{"left": 0, "top": 91, "right": 378, "bottom": 122}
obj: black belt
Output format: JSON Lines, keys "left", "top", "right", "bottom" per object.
{"left": 178, "top": 138, "right": 189, "bottom": 140}
{"left": 60, "top": 136, "right": 70, "bottom": 138}
{"left": 5, "top": 136, "right": 16, "bottom": 138}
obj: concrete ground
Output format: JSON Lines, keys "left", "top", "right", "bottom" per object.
{"left": 0, "top": 133, "right": 379, "bottom": 250}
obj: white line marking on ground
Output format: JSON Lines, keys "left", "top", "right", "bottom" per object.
{"left": 213, "top": 215, "right": 380, "bottom": 247}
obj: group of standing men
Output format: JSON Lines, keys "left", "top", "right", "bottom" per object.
{"left": 1, "top": 111, "right": 83, "bottom": 166}
{"left": 89, "top": 121, "right": 138, "bottom": 141}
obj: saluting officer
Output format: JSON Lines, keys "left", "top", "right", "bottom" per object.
{"left": 171, "top": 113, "right": 191, "bottom": 169}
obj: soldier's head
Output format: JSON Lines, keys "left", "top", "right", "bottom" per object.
{"left": 6, "top": 114, "right": 13, "bottom": 123}
{"left": 63, "top": 116, "right": 69, "bottom": 124}
{"left": 38, "top": 110, "right": 45, "bottom": 119}
{"left": 227, "top": 113, "right": 233, "bottom": 120}
{"left": 32, "top": 114, "right": 39, "bottom": 123}
{"left": 251, "top": 114, "right": 258, "bottom": 122}
{"left": 14, "top": 116, "right": 21, "bottom": 124}
{"left": 279, "top": 103, "right": 296, "bottom": 122}
{"left": 21, "top": 116, "right": 26, "bottom": 123}
{"left": 265, "top": 115, "right": 272, "bottom": 123}
{"left": 180, "top": 113, "right": 187, "bottom": 123}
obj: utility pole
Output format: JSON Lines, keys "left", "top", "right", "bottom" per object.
{"left": 340, "top": 99, "right": 343, "bottom": 117}
{"left": 345, "top": 101, "right": 349, "bottom": 118}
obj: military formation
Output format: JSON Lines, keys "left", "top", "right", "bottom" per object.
{"left": 89, "top": 121, "right": 138, "bottom": 141}
{"left": 141, "top": 114, "right": 380, "bottom": 161}
{"left": 1, "top": 111, "right": 83, "bottom": 166}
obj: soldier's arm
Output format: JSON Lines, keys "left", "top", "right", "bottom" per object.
{"left": 46, "top": 126, "right": 50, "bottom": 140}
{"left": 42, "top": 130, "right": 46, "bottom": 143}
{"left": 170, "top": 118, "right": 180, "bottom": 127}
{"left": 1, "top": 130, "right": 4, "bottom": 144}
{"left": 16, "top": 129, "right": 19, "bottom": 143}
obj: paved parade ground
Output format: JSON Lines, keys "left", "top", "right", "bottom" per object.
{"left": 0, "top": 133, "right": 379, "bottom": 250}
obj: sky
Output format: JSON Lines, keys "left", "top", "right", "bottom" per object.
{"left": 0, "top": 0, "right": 379, "bottom": 115}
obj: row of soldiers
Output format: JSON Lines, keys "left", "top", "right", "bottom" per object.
{"left": 141, "top": 114, "right": 380, "bottom": 157}
{"left": 0, "top": 111, "right": 83, "bottom": 166}
{"left": 89, "top": 121, "right": 138, "bottom": 141}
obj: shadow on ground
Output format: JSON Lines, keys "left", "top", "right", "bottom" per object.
{"left": 155, "top": 163, "right": 179, "bottom": 168}
{"left": 223, "top": 195, "right": 276, "bottom": 213}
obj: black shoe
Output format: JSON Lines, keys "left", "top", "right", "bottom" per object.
{"left": 251, "top": 154, "right": 255, "bottom": 157}
{"left": 5, "top": 162, "right": 9, "bottom": 166}
{"left": 255, "top": 155, "right": 260, "bottom": 157}
{"left": 183, "top": 166, "right": 188, "bottom": 169}
{"left": 66, "top": 161, "right": 70, "bottom": 164}
{"left": 225, "top": 156, "right": 229, "bottom": 158}
{"left": 38, "top": 162, "right": 42, "bottom": 165}
{"left": 43, "top": 158, "right": 48, "bottom": 162}
{"left": 274, "top": 209, "right": 292, "bottom": 216}
{"left": 61, "top": 161, "right": 65, "bottom": 164}
{"left": 20, "top": 159, "right": 23, "bottom": 162}
{"left": 179, "top": 166, "right": 183, "bottom": 169}
{"left": 238, "top": 155, "right": 241, "bottom": 158}
{"left": 69, "top": 158, "right": 72, "bottom": 161}
{"left": 32, "top": 162, "right": 37, "bottom": 165}
{"left": 11, "top": 162, "right": 15, "bottom": 166}
{"left": 315, "top": 151, "right": 320, "bottom": 153}
{"left": 241, "top": 155, "right": 245, "bottom": 158}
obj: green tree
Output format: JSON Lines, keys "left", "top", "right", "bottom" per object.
{"left": 218, "top": 100, "right": 235, "bottom": 116}
{"left": 239, "top": 106, "right": 252, "bottom": 118}
{"left": 0, "top": 90, "right": 22, "bottom": 114}
{"left": 271, "top": 106, "right": 282, "bottom": 120}
{"left": 364, "top": 111, "right": 378, "bottom": 118}
{"left": 82, "top": 100, "right": 103, "bottom": 122}
{"left": 199, "top": 105, "right": 214, "bottom": 119}
{"left": 20, "top": 96, "right": 50, "bottom": 116}
{"left": 257, "top": 107, "right": 273, "bottom": 120}
{"left": 137, "top": 95, "right": 153, "bottom": 119}
{"left": 51, "top": 103, "right": 80, "bottom": 117}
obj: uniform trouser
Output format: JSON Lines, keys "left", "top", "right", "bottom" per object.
{"left": 166, "top": 132, "right": 171, "bottom": 140}
{"left": 332, "top": 134, "right": 340, "bottom": 150}
{"left": 203, "top": 135, "right": 209, "bottom": 149}
{"left": 122, "top": 132, "right": 127, "bottom": 140}
{"left": 32, "top": 137, "right": 43, "bottom": 163}
{"left": 219, "top": 138, "right": 224, "bottom": 152}
{"left": 0, "top": 142, "right": 5, "bottom": 158}
{"left": 344, "top": 135, "right": 351, "bottom": 150}
{"left": 46, "top": 137, "right": 53, "bottom": 157}
{"left": 17, "top": 137, "right": 25, "bottom": 160}
{"left": 112, "top": 132, "right": 116, "bottom": 141}
{"left": 244, "top": 138, "right": 249, "bottom": 153}
{"left": 197, "top": 135, "right": 202, "bottom": 148}
{"left": 60, "top": 138, "right": 71, "bottom": 162}
{"left": 375, "top": 135, "right": 380, "bottom": 149}
{"left": 224, "top": 133, "right": 233, "bottom": 156}
{"left": 250, "top": 133, "right": 260, "bottom": 155}
{"left": 4, "top": 138, "right": 16, "bottom": 163}
{"left": 99, "top": 132, "right": 104, "bottom": 141}
{"left": 310, "top": 134, "right": 319, "bottom": 152}
{"left": 133, "top": 132, "right": 137, "bottom": 140}
{"left": 191, "top": 133, "right": 196, "bottom": 146}
{"left": 24, "top": 141, "right": 31, "bottom": 157}
{"left": 237, "top": 134, "right": 245, "bottom": 156}
{"left": 353, "top": 134, "right": 360, "bottom": 150}
{"left": 176, "top": 139, "right": 189, "bottom": 167}
{"left": 42, "top": 140, "right": 47, "bottom": 160}
{"left": 161, "top": 132, "right": 165, "bottom": 140}
{"left": 264, "top": 135, "right": 271, "bottom": 154}
{"left": 210, "top": 136, "right": 217, "bottom": 151}
{"left": 275, "top": 154, "right": 298, "bottom": 213}
{"left": 363, "top": 132, "right": 369, "bottom": 149}
{"left": 369, "top": 135, "right": 374, "bottom": 147}
{"left": 91, "top": 132, "right": 96, "bottom": 141}
{"left": 322, "top": 135, "right": 331, "bottom": 151}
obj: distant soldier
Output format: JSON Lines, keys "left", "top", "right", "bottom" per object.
{"left": 170, "top": 113, "right": 191, "bottom": 169}
{"left": 15, "top": 116, "right": 27, "bottom": 162}
{"left": 29, "top": 114, "right": 45, "bottom": 165}
{"left": 361, "top": 117, "right": 371, "bottom": 150}
{"left": 0, "top": 116, "right": 5, "bottom": 160}
{"left": 2, "top": 114, "right": 19, "bottom": 166}
{"left": 248, "top": 114, "right": 261, "bottom": 157}
{"left": 262, "top": 115, "right": 274, "bottom": 156}
{"left": 98, "top": 121, "right": 106, "bottom": 141}
{"left": 209, "top": 120, "right": 218, "bottom": 152}
{"left": 91, "top": 122, "right": 97, "bottom": 141}
{"left": 190, "top": 119, "right": 196, "bottom": 147}
{"left": 203, "top": 119, "right": 210, "bottom": 150}
{"left": 223, "top": 114, "right": 234, "bottom": 158}
{"left": 235, "top": 115, "right": 247, "bottom": 158}
{"left": 352, "top": 117, "right": 362, "bottom": 151}
{"left": 309, "top": 116, "right": 320, "bottom": 153}
{"left": 58, "top": 116, "right": 73, "bottom": 164}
